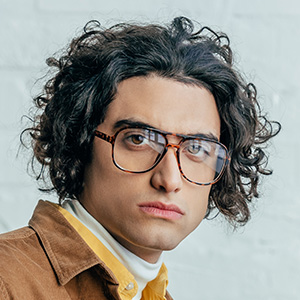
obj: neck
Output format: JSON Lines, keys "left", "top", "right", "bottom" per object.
{"left": 108, "top": 232, "right": 162, "bottom": 263}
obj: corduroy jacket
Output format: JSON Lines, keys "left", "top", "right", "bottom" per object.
{"left": 0, "top": 200, "right": 173, "bottom": 300}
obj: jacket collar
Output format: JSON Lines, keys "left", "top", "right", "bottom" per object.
{"left": 28, "top": 200, "right": 118, "bottom": 286}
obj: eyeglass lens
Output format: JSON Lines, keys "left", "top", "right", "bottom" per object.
{"left": 113, "top": 128, "right": 227, "bottom": 184}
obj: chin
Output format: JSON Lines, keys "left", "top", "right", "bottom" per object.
{"left": 143, "top": 237, "right": 183, "bottom": 252}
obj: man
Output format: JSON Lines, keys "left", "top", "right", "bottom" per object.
{"left": 0, "top": 17, "right": 280, "bottom": 299}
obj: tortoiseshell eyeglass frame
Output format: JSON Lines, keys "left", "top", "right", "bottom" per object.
{"left": 94, "top": 126, "right": 231, "bottom": 186}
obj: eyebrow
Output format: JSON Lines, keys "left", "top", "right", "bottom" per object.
{"left": 113, "top": 118, "right": 219, "bottom": 141}
{"left": 114, "top": 119, "right": 154, "bottom": 131}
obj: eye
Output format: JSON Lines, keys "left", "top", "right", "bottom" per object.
{"left": 187, "top": 144, "right": 203, "bottom": 155}
{"left": 120, "top": 128, "right": 165, "bottom": 153}
{"left": 122, "top": 130, "right": 150, "bottom": 149}
{"left": 182, "top": 140, "right": 212, "bottom": 161}
{"left": 128, "top": 134, "right": 146, "bottom": 145}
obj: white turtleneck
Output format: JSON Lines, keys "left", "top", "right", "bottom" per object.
{"left": 62, "top": 199, "right": 163, "bottom": 300}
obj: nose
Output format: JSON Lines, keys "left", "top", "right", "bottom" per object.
{"left": 150, "top": 145, "right": 183, "bottom": 193}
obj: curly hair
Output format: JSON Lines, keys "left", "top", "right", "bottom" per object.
{"left": 24, "top": 16, "right": 280, "bottom": 226}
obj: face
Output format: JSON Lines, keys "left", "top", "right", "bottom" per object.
{"left": 80, "top": 75, "right": 220, "bottom": 263}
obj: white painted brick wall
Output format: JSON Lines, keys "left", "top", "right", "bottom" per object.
{"left": 0, "top": 0, "right": 298, "bottom": 299}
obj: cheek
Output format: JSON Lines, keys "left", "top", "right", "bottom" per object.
{"left": 83, "top": 141, "right": 119, "bottom": 200}
{"left": 89, "top": 145, "right": 149, "bottom": 199}
{"left": 186, "top": 186, "right": 210, "bottom": 223}
{"left": 90, "top": 141, "right": 125, "bottom": 188}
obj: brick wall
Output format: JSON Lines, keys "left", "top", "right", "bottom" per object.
{"left": 0, "top": 0, "right": 298, "bottom": 298}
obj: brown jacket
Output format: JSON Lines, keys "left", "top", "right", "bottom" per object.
{"left": 0, "top": 200, "right": 173, "bottom": 299}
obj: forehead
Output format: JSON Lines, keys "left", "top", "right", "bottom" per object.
{"left": 100, "top": 75, "right": 220, "bottom": 137}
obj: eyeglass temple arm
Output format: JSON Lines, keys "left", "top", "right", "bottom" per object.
{"left": 94, "top": 130, "right": 115, "bottom": 144}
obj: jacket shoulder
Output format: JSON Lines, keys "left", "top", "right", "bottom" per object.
{"left": 0, "top": 226, "right": 35, "bottom": 241}
{"left": 0, "top": 226, "right": 71, "bottom": 299}
{"left": 0, "top": 226, "right": 39, "bottom": 270}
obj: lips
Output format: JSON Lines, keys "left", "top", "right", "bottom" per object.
{"left": 138, "top": 202, "right": 184, "bottom": 220}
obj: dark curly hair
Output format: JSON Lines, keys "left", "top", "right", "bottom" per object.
{"left": 24, "top": 16, "right": 280, "bottom": 226}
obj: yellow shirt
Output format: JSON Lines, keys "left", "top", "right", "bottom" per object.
{"left": 53, "top": 203, "right": 169, "bottom": 300}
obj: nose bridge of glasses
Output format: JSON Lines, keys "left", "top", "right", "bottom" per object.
{"left": 163, "top": 144, "right": 180, "bottom": 164}
{"left": 163, "top": 134, "right": 183, "bottom": 157}
{"left": 166, "top": 143, "right": 180, "bottom": 150}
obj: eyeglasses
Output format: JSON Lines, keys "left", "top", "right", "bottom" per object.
{"left": 94, "top": 126, "right": 230, "bottom": 186}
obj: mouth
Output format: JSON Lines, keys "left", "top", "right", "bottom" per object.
{"left": 138, "top": 201, "right": 184, "bottom": 220}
